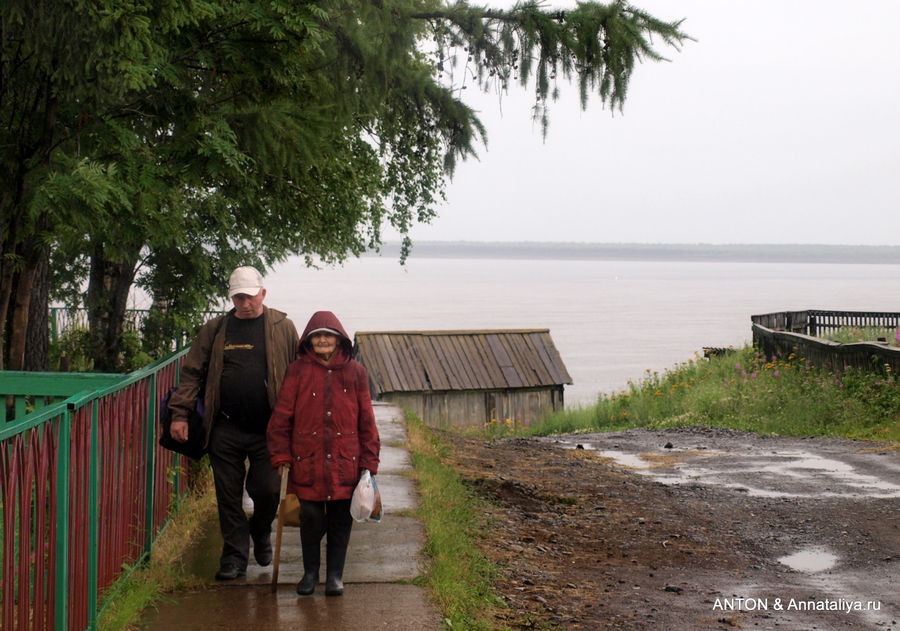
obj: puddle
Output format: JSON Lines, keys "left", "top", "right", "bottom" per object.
{"left": 556, "top": 439, "right": 900, "bottom": 499}
{"left": 778, "top": 547, "right": 838, "bottom": 572}
{"left": 596, "top": 450, "right": 651, "bottom": 469}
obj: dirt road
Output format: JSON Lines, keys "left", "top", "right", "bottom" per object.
{"left": 441, "top": 427, "right": 900, "bottom": 630}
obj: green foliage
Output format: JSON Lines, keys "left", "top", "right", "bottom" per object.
{"left": 532, "top": 346, "right": 900, "bottom": 442}
{"left": 2, "top": 0, "right": 690, "bottom": 368}
{"left": 49, "top": 327, "right": 152, "bottom": 373}
{"left": 119, "top": 331, "right": 153, "bottom": 371}
{"left": 49, "top": 329, "right": 96, "bottom": 373}
{"left": 427, "top": 0, "right": 689, "bottom": 133}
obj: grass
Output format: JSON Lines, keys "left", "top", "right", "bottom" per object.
{"left": 406, "top": 415, "right": 505, "bottom": 631}
{"left": 822, "top": 325, "right": 900, "bottom": 345}
{"left": 521, "top": 345, "right": 900, "bottom": 442}
{"left": 98, "top": 466, "right": 216, "bottom": 631}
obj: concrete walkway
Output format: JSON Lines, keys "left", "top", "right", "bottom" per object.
{"left": 138, "top": 403, "right": 443, "bottom": 630}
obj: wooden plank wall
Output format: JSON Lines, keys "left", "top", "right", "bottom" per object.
{"left": 383, "top": 387, "right": 564, "bottom": 429}
{"left": 752, "top": 324, "right": 900, "bottom": 374}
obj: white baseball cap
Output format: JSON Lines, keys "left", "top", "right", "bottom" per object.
{"left": 228, "top": 266, "right": 264, "bottom": 298}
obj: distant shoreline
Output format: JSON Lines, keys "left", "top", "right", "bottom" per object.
{"left": 366, "top": 241, "right": 900, "bottom": 264}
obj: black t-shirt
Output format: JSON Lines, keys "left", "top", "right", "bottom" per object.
{"left": 218, "top": 313, "right": 270, "bottom": 433}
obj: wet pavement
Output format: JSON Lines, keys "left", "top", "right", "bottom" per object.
{"left": 545, "top": 426, "right": 900, "bottom": 500}
{"left": 137, "top": 403, "right": 443, "bottom": 630}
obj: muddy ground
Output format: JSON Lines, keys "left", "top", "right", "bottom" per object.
{"left": 440, "top": 427, "right": 900, "bottom": 630}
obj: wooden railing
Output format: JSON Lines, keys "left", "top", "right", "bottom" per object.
{"left": 751, "top": 310, "right": 900, "bottom": 374}
{"left": 751, "top": 310, "right": 900, "bottom": 338}
{"left": 0, "top": 349, "right": 194, "bottom": 630}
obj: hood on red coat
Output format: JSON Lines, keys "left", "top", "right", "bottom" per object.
{"left": 299, "top": 310, "right": 353, "bottom": 357}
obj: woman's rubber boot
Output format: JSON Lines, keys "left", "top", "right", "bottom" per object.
{"left": 296, "top": 545, "right": 320, "bottom": 595}
{"left": 324, "top": 545, "right": 348, "bottom": 596}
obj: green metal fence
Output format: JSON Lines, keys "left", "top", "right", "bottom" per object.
{"left": 48, "top": 307, "right": 224, "bottom": 352}
{"left": 47, "top": 308, "right": 148, "bottom": 343}
{"left": 0, "top": 347, "right": 195, "bottom": 630}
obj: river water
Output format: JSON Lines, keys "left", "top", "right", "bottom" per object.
{"left": 264, "top": 256, "right": 900, "bottom": 406}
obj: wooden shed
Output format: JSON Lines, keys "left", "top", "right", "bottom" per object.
{"left": 353, "top": 329, "right": 572, "bottom": 428}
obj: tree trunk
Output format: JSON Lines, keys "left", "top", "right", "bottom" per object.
{"left": 25, "top": 246, "right": 50, "bottom": 371}
{"left": 0, "top": 238, "right": 19, "bottom": 370}
{"left": 86, "top": 243, "right": 139, "bottom": 372}
{"left": 7, "top": 254, "right": 39, "bottom": 371}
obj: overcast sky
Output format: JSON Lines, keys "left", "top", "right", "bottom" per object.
{"left": 392, "top": 0, "right": 900, "bottom": 246}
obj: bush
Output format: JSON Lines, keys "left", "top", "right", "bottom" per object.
{"left": 50, "top": 328, "right": 153, "bottom": 373}
{"left": 532, "top": 345, "right": 900, "bottom": 442}
{"left": 49, "top": 327, "right": 95, "bottom": 371}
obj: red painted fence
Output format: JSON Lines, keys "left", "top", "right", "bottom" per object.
{"left": 0, "top": 349, "right": 193, "bottom": 630}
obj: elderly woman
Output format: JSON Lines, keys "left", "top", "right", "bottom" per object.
{"left": 267, "top": 311, "right": 380, "bottom": 596}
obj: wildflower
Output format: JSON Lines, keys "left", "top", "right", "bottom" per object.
{"left": 735, "top": 362, "right": 742, "bottom": 371}
{"left": 750, "top": 372, "right": 758, "bottom": 379}
{"left": 773, "top": 369, "right": 780, "bottom": 377}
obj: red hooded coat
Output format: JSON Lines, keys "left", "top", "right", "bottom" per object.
{"left": 267, "top": 311, "right": 380, "bottom": 501}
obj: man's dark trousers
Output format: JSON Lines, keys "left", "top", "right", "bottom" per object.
{"left": 208, "top": 422, "right": 280, "bottom": 569}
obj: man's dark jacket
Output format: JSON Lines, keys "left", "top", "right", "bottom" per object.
{"left": 169, "top": 305, "right": 300, "bottom": 448}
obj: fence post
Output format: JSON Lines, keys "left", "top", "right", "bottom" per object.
{"left": 54, "top": 409, "right": 71, "bottom": 631}
{"left": 50, "top": 308, "right": 59, "bottom": 343}
{"left": 145, "top": 375, "right": 157, "bottom": 556}
{"left": 87, "top": 401, "right": 100, "bottom": 630}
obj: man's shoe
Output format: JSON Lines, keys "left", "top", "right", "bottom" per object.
{"left": 215, "top": 563, "right": 246, "bottom": 581}
{"left": 254, "top": 538, "right": 273, "bottom": 567}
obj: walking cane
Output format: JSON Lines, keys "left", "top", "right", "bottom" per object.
{"left": 272, "top": 465, "right": 289, "bottom": 592}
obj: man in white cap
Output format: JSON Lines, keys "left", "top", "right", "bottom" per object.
{"left": 168, "top": 266, "right": 300, "bottom": 580}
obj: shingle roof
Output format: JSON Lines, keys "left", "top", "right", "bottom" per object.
{"left": 354, "top": 329, "right": 572, "bottom": 397}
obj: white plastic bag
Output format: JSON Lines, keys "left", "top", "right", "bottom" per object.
{"left": 350, "top": 469, "right": 383, "bottom": 522}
